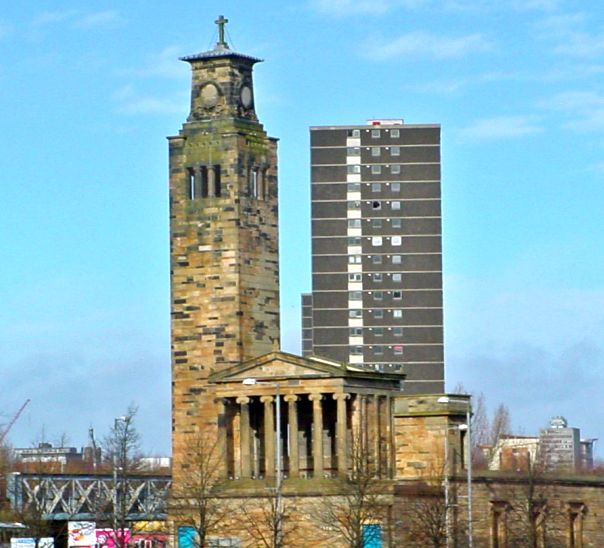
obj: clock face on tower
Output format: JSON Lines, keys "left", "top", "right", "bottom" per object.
{"left": 200, "top": 83, "right": 219, "bottom": 108}
{"left": 240, "top": 85, "right": 253, "bottom": 108}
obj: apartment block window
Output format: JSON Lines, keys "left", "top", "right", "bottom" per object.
{"left": 374, "top": 327, "right": 384, "bottom": 336}
{"left": 393, "top": 327, "right": 403, "bottom": 337}
{"left": 374, "top": 309, "right": 384, "bottom": 319}
{"left": 347, "top": 165, "right": 361, "bottom": 174}
{"left": 372, "top": 219, "right": 382, "bottom": 228}
{"left": 391, "top": 146, "right": 400, "bottom": 156}
{"left": 371, "top": 129, "right": 380, "bottom": 138}
{"left": 391, "top": 165, "right": 401, "bottom": 175}
{"left": 348, "top": 200, "right": 361, "bottom": 210}
{"left": 393, "top": 290, "right": 402, "bottom": 300}
{"left": 351, "top": 346, "right": 363, "bottom": 355}
{"left": 393, "top": 345, "right": 404, "bottom": 355}
{"left": 390, "top": 129, "right": 400, "bottom": 138}
{"left": 371, "top": 165, "right": 382, "bottom": 174}
{"left": 348, "top": 236, "right": 362, "bottom": 245}
{"left": 393, "top": 310, "right": 403, "bottom": 318}
{"left": 372, "top": 236, "right": 383, "bottom": 246}
{"left": 347, "top": 147, "right": 361, "bottom": 155}
{"left": 372, "top": 201, "right": 382, "bottom": 210}
{"left": 371, "top": 147, "right": 380, "bottom": 157}
{"left": 350, "top": 327, "right": 363, "bottom": 336}
{"left": 348, "top": 219, "right": 361, "bottom": 228}
{"left": 392, "top": 201, "right": 401, "bottom": 210}
{"left": 348, "top": 129, "right": 361, "bottom": 138}
{"left": 392, "top": 218, "right": 402, "bottom": 229}
{"left": 373, "top": 273, "right": 383, "bottom": 282}
{"left": 349, "top": 291, "right": 362, "bottom": 300}
{"left": 372, "top": 255, "right": 382, "bottom": 264}
{"left": 374, "top": 291, "right": 383, "bottom": 300}
{"left": 349, "top": 255, "right": 362, "bottom": 264}
{"left": 392, "top": 236, "right": 402, "bottom": 246}
{"left": 348, "top": 182, "right": 361, "bottom": 192}
{"left": 391, "top": 182, "right": 400, "bottom": 192}
{"left": 349, "top": 310, "right": 362, "bottom": 318}
{"left": 371, "top": 183, "right": 381, "bottom": 193}
{"left": 349, "top": 273, "right": 362, "bottom": 281}
{"left": 392, "top": 255, "right": 402, "bottom": 264}
{"left": 374, "top": 345, "right": 384, "bottom": 355}
{"left": 392, "top": 273, "right": 402, "bottom": 282}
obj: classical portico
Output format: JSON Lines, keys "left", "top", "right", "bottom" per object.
{"left": 209, "top": 350, "right": 404, "bottom": 480}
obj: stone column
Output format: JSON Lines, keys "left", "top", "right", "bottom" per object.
{"left": 285, "top": 395, "right": 299, "bottom": 478}
{"left": 207, "top": 165, "right": 216, "bottom": 197}
{"left": 215, "top": 398, "right": 228, "bottom": 479}
{"left": 371, "top": 395, "right": 380, "bottom": 477}
{"left": 333, "top": 393, "right": 350, "bottom": 477}
{"left": 261, "top": 396, "right": 275, "bottom": 478}
{"left": 236, "top": 396, "right": 251, "bottom": 478}
{"left": 309, "top": 393, "right": 324, "bottom": 478}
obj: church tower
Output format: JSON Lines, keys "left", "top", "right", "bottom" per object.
{"left": 169, "top": 16, "right": 280, "bottom": 450}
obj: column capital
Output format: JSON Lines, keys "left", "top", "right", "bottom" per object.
{"left": 333, "top": 393, "right": 351, "bottom": 401}
{"left": 260, "top": 395, "right": 274, "bottom": 404}
{"left": 236, "top": 396, "right": 250, "bottom": 405}
{"left": 284, "top": 394, "right": 298, "bottom": 403}
{"left": 309, "top": 393, "right": 323, "bottom": 402}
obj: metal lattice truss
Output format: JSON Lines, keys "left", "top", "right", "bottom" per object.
{"left": 7, "top": 473, "right": 171, "bottom": 521}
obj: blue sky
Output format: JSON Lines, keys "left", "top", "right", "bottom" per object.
{"left": 1, "top": 1, "right": 602, "bottom": 456}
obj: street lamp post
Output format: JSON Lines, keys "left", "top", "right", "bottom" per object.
{"left": 243, "top": 378, "right": 283, "bottom": 547}
{"left": 112, "top": 416, "right": 127, "bottom": 546}
{"left": 437, "top": 396, "right": 473, "bottom": 548}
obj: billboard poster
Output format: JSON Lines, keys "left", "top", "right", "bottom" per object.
{"left": 95, "top": 529, "right": 131, "bottom": 548}
{"left": 68, "top": 522, "right": 96, "bottom": 547}
{"left": 11, "top": 538, "right": 54, "bottom": 548}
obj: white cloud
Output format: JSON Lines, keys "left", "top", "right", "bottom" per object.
{"left": 403, "top": 78, "right": 467, "bottom": 94}
{"left": 72, "top": 10, "right": 124, "bottom": 29}
{"left": 309, "top": 0, "right": 562, "bottom": 16}
{"left": 31, "top": 9, "right": 124, "bottom": 30}
{"left": 32, "top": 10, "right": 78, "bottom": 27}
{"left": 308, "top": 0, "right": 427, "bottom": 16}
{"left": 125, "top": 46, "right": 189, "bottom": 80}
{"left": 535, "top": 11, "right": 604, "bottom": 58}
{"left": 458, "top": 115, "right": 543, "bottom": 141}
{"left": 113, "top": 85, "right": 187, "bottom": 115}
{"left": 540, "top": 91, "right": 604, "bottom": 132}
{"left": 366, "top": 31, "right": 492, "bottom": 60}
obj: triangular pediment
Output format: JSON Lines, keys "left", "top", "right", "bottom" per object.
{"left": 209, "top": 350, "right": 363, "bottom": 384}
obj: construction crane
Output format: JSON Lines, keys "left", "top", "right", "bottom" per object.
{"left": 0, "top": 399, "right": 30, "bottom": 444}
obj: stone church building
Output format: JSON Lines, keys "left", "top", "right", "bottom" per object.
{"left": 168, "top": 17, "right": 604, "bottom": 548}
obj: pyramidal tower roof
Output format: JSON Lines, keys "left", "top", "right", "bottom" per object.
{"left": 180, "top": 15, "right": 262, "bottom": 64}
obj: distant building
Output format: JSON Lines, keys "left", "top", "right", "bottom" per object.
{"left": 486, "top": 435, "right": 540, "bottom": 472}
{"left": 539, "top": 416, "right": 591, "bottom": 472}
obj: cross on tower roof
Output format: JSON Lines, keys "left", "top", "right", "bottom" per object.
{"left": 215, "top": 15, "right": 229, "bottom": 49}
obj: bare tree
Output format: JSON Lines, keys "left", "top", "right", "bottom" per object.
{"left": 103, "top": 405, "right": 142, "bottom": 548}
{"left": 170, "top": 428, "right": 233, "bottom": 548}
{"left": 239, "top": 491, "right": 295, "bottom": 548}
{"left": 405, "top": 486, "right": 447, "bottom": 548}
{"left": 315, "top": 431, "right": 386, "bottom": 548}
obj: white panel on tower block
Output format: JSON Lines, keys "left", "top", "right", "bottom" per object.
{"left": 347, "top": 174, "right": 361, "bottom": 182}
{"left": 348, "top": 264, "right": 362, "bottom": 273}
{"left": 349, "top": 355, "right": 364, "bottom": 363}
{"left": 349, "top": 318, "right": 363, "bottom": 327}
{"left": 346, "top": 138, "right": 361, "bottom": 147}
